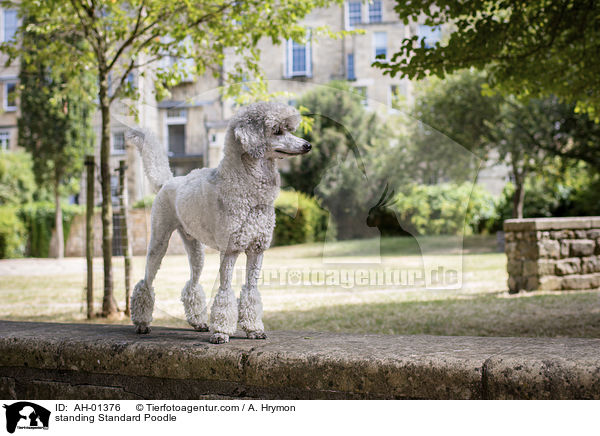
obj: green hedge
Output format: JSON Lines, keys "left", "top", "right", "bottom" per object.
{"left": 394, "top": 183, "right": 496, "bottom": 236}
{"left": 0, "top": 206, "right": 26, "bottom": 258}
{"left": 132, "top": 195, "right": 156, "bottom": 209}
{"left": 17, "top": 202, "right": 83, "bottom": 258}
{"left": 273, "top": 190, "right": 333, "bottom": 246}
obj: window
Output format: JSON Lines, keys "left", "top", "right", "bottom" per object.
{"left": 355, "top": 86, "right": 367, "bottom": 105}
{"left": 347, "top": 53, "right": 356, "bottom": 80}
{"left": 168, "top": 124, "right": 185, "bottom": 155}
{"left": 418, "top": 25, "right": 441, "bottom": 48}
{"left": 373, "top": 32, "right": 387, "bottom": 59}
{"left": 112, "top": 132, "right": 125, "bottom": 154}
{"left": 285, "top": 35, "right": 312, "bottom": 78}
{"left": 4, "top": 82, "right": 16, "bottom": 111}
{"left": 347, "top": 2, "right": 362, "bottom": 29}
{"left": 368, "top": 1, "right": 382, "bottom": 23}
{"left": 167, "top": 108, "right": 187, "bottom": 120}
{"left": 0, "top": 131, "right": 9, "bottom": 150}
{"left": 3, "top": 9, "right": 17, "bottom": 42}
{"left": 125, "top": 72, "right": 135, "bottom": 88}
{"left": 110, "top": 175, "right": 120, "bottom": 207}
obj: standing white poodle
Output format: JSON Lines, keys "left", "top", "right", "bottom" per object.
{"left": 125, "top": 102, "right": 311, "bottom": 344}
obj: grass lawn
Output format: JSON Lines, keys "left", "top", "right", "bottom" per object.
{"left": 1, "top": 235, "right": 599, "bottom": 338}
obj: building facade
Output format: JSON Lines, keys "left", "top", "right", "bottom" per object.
{"left": 1, "top": 0, "right": 445, "bottom": 200}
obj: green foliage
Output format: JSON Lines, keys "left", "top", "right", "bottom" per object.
{"left": 0, "top": 151, "right": 36, "bottom": 206}
{"left": 408, "top": 70, "right": 501, "bottom": 183}
{"left": 285, "top": 81, "right": 390, "bottom": 194}
{"left": 132, "top": 195, "right": 156, "bottom": 209}
{"left": 18, "top": 18, "right": 95, "bottom": 198}
{"left": 394, "top": 183, "right": 496, "bottom": 236}
{"left": 285, "top": 82, "right": 408, "bottom": 239}
{"left": 19, "top": 202, "right": 84, "bottom": 258}
{"left": 2, "top": 0, "right": 340, "bottom": 107}
{"left": 273, "top": 190, "right": 332, "bottom": 246}
{"left": 0, "top": 206, "right": 26, "bottom": 258}
{"left": 488, "top": 164, "right": 600, "bottom": 231}
{"left": 375, "top": 0, "right": 600, "bottom": 118}
{"left": 407, "top": 69, "right": 600, "bottom": 218}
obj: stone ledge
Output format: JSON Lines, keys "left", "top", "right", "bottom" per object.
{"left": 504, "top": 216, "right": 600, "bottom": 231}
{"left": 1, "top": 321, "right": 599, "bottom": 400}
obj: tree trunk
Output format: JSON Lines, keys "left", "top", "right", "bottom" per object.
{"left": 53, "top": 179, "right": 64, "bottom": 258}
{"left": 85, "top": 155, "right": 95, "bottom": 319}
{"left": 512, "top": 173, "right": 525, "bottom": 219}
{"left": 99, "top": 71, "right": 118, "bottom": 316}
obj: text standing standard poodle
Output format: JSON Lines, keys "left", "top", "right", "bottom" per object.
{"left": 125, "top": 102, "right": 311, "bottom": 344}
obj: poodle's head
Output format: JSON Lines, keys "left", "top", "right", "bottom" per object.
{"left": 229, "top": 101, "right": 311, "bottom": 159}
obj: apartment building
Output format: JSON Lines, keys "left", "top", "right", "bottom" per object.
{"left": 1, "top": 1, "right": 444, "bottom": 200}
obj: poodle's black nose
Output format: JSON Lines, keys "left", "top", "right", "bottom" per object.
{"left": 303, "top": 141, "right": 312, "bottom": 152}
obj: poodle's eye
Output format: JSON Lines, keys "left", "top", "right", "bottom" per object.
{"left": 274, "top": 128, "right": 284, "bottom": 136}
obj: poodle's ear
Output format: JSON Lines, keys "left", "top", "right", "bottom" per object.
{"left": 234, "top": 121, "right": 266, "bottom": 159}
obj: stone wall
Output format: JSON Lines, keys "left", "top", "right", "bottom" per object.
{"left": 504, "top": 217, "right": 600, "bottom": 293}
{"left": 2, "top": 321, "right": 600, "bottom": 400}
{"left": 65, "top": 209, "right": 186, "bottom": 257}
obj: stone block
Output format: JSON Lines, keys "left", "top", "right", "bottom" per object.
{"left": 596, "top": 238, "right": 600, "bottom": 255}
{"left": 538, "top": 275, "right": 562, "bottom": 291}
{"left": 507, "top": 261, "right": 523, "bottom": 276}
{"left": 575, "top": 230, "right": 588, "bottom": 239}
{"left": 560, "top": 240, "right": 570, "bottom": 258}
{"left": 505, "top": 232, "right": 515, "bottom": 242}
{"left": 569, "top": 240, "right": 595, "bottom": 257}
{"left": 587, "top": 229, "right": 600, "bottom": 239}
{"left": 536, "top": 231, "right": 550, "bottom": 240}
{"left": 581, "top": 256, "right": 600, "bottom": 274}
{"left": 523, "top": 260, "right": 538, "bottom": 276}
{"left": 505, "top": 242, "right": 518, "bottom": 257}
{"left": 562, "top": 275, "right": 594, "bottom": 290}
{"left": 537, "top": 240, "right": 560, "bottom": 259}
{"left": 551, "top": 230, "right": 574, "bottom": 240}
{"left": 555, "top": 258, "right": 581, "bottom": 276}
{"left": 525, "top": 276, "right": 540, "bottom": 291}
{"left": 537, "top": 259, "right": 556, "bottom": 275}
{"left": 507, "top": 276, "right": 523, "bottom": 293}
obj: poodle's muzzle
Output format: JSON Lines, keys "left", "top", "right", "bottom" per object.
{"left": 272, "top": 133, "right": 312, "bottom": 157}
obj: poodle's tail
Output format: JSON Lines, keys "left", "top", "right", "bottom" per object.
{"left": 125, "top": 128, "right": 173, "bottom": 191}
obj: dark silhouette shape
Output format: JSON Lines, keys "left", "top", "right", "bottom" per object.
{"left": 3, "top": 402, "right": 50, "bottom": 434}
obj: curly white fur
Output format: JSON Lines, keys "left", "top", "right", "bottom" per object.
{"left": 181, "top": 281, "right": 208, "bottom": 331}
{"left": 238, "top": 285, "right": 264, "bottom": 334}
{"left": 125, "top": 128, "right": 173, "bottom": 191}
{"left": 127, "top": 102, "right": 311, "bottom": 344}
{"left": 131, "top": 279, "right": 155, "bottom": 334}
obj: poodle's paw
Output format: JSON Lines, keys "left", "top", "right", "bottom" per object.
{"left": 209, "top": 333, "right": 230, "bottom": 344}
{"left": 246, "top": 330, "right": 267, "bottom": 340}
{"left": 192, "top": 323, "right": 209, "bottom": 332}
{"left": 135, "top": 323, "right": 151, "bottom": 334}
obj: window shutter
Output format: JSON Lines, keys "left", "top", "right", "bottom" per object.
{"left": 284, "top": 39, "right": 292, "bottom": 78}
{"left": 306, "top": 31, "right": 312, "bottom": 77}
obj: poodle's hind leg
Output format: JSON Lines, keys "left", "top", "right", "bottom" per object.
{"left": 179, "top": 230, "right": 209, "bottom": 332}
{"left": 131, "top": 208, "right": 174, "bottom": 334}
{"left": 238, "top": 250, "right": 266, "bottom": 339}
{"left": 209, "top": 252, "right": 239, "bottom": 344}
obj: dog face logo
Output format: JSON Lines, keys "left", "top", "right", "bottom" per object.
{"left": 2, "top": 402, "right": 50, "bottom": 433}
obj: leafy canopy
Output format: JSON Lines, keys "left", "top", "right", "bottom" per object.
{"left": 374, "top": 1, "right": 600, "bottom": 117}
{"left": 1, "top": 0, "right": 341, "bottom": 106}
{"left": 17, "top": 17, "right": 95, "bottom": 195}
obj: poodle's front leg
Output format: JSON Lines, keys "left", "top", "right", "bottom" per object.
{"left": 239, "top": 250, "right": 266, "bottom": 339}
{"left": 209, "top": 252, "right": 239, "bottom": 344}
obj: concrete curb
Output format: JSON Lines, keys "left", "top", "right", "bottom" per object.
{"left": 1, "top": 321, "right": 599, "bottom": 399}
